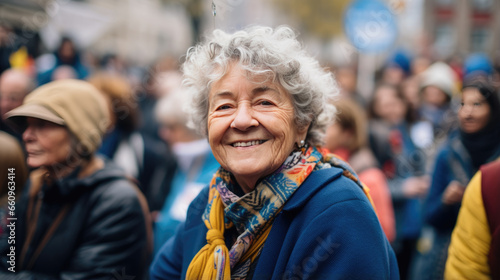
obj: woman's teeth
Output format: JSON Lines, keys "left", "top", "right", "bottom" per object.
{"left": 232, "top": 140, "right": 264, "bottom": 147}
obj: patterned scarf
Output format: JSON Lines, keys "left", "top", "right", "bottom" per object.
{"left": 186, "top": 146, "right": 366, "bottom": 280}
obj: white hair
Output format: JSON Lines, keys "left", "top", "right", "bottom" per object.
{"left": 155, "top": 88, "right": 192, "bottom": 129}
{"left": 182, "top": 25, "right": 339, "bottom": 146}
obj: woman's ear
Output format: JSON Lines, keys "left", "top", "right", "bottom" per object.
{"left": 296, "top": 121, "right": 311, "bottom": 145}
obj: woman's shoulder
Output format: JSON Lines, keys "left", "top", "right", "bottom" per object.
{"left": 434, "top": 131, "right": 469, "bottom": 165}
{"left": 285, "top": 165, "right": 370, "bottom": 214}
{"left": 85, "top": 160, "right": 141, "bottom": 203}
{"left": 316, "top": 167, "right": 370, "bottom": 203}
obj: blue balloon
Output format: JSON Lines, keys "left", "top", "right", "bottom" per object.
{"left": 344, "top": 0, "right": 398, "bottom": 53}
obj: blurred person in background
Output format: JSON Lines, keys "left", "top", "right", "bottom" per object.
{"left": 151, "top": 25, "right": 398, "bottom": 280}
{"left": 418, "top": 62, "right": 459, "bottom": 146}
{"left": 335, "top": 65, "right": 367, "bottom": 107}
{"left": 399, "top": 57, "right": 431, "bottom": 136}
{"left": 493, "top": 54, "right": 500, "bottom": 90}
{"left": 136, "top": 57, "right": 181, "bottom": 142}
{"left": 100, "top": 53, "right": 129, "bottom": 75}
{"left": 462, "top": 53, "right": 494, "bottom": 84}
{"left": 410, "top": 56, "right": 431, "bottom": 77}
{"left": 401, "top": 75, "right": 422, "bottom": 119}
{"left": 36, "top": 37, "right": 89, "bottom": 85}
{"left": 368, "top": 83, "right": 429, "bottom": 280}
{"left": 399, "top": 55, "right": 431, "bottom": 122}
{"left": 88, "top": 73, "right": 176, "bottom": 214}
{"left": 0, "top": 25, "right": 14, "bottom": 75}
{"left": 423, "top": 81, "right": 500, "bottom": 279}
{"left": 379, "top": 50, "right": 412, "bottom": 87}
{"left": 1, "top": 79, "right": 150, "bottom": 279}
{"left": 445, "top": 158, "right": 500, "bottom": 279}
{"left": 0, "top": 68, "right": 34, "bottom": 142}
{"left": 153, "top": 88, "right": 219, "bottom": 253}
{"left": 51, "top": 65, "right": 77, "bottom": 81}
{"left": 0, "top": 132, "right": 28, "bottom": 270}
{"left": 324, "top": 97, "right": 395, "bottom": 242}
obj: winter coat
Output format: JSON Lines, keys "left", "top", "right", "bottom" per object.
{"left": 425, "top": 131, "right": 475, "bottom": 233}
{"left": 0, "top": 157, "right": 151, "bottom": 279}
{"left": 150, "top": 167, "right": 399, "bottom": 279}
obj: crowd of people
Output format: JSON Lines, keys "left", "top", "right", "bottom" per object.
{"left": 0, "top": 23, "right": 499, "bottom": 279}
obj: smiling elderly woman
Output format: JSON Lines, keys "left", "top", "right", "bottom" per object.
{"left": 150, "top": 26, "right": 398, "bottom": 280}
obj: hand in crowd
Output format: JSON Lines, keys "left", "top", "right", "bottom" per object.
{"left": 441, "top": 180, "right": 465, "bottom": 205}
{"left": 402, "top": 175, "right": 430, "bottom": 198}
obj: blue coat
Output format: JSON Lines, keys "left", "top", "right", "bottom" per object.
{"left": 150, "top": 167, "right": 399, "bottom": 279}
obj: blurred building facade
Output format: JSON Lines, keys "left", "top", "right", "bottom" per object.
{"left": 424, "top": 0, "right": 500, "bottom": 59}
{"left": 0, "top": 0, "right": 193, "bottom": 66}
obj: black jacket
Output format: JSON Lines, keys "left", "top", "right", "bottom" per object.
{"left": 1, "top": 158, "right": 150, "bottom": 279}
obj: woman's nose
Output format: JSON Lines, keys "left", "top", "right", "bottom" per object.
{"left": 22, "top": 125, "right": 36, "bottom": 143}
{"left": 231, "top": 104, "right": 258, "bottom": 131}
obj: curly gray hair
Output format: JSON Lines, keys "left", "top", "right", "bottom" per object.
{"left": 182, "top": 25, "right": 339, "bottom": 146}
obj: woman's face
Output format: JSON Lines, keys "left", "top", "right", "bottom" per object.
{"left": 458, "top": 88, "right": 491, "bottom": 133}
{"left": 207, "top": 63, "right": 308, "bottom": 192}
{"left": 23, "top": 117, "right": 72, "bottom": 169}
{"left": 373, "top": 86, "right": 406, "bottom": 125}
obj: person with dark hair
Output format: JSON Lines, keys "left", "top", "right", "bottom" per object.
{"left": 368, "top": 83, "right": 429, "bottom": 279}
{"left": 1, "top": 79, "right": 151, "bottom": 279}
{"left": 37, "top": 37, "right": 89, "bottom": 85}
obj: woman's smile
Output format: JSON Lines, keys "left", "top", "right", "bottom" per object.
{"left": 230, "top": 139, "right": 267, "bottom": 147}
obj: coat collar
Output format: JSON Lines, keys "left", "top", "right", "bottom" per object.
{"left": 282, "top": 167, "right": 343, "bottom": 211}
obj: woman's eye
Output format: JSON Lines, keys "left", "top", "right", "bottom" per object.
{"left": 259, "top": 100, "right": 274, "bottom": 106}
{"left": 216, "top": 104, "right": 231, "bottom": 110}
{"left": 473, "top": 102, "right": 481, "bottom": 107}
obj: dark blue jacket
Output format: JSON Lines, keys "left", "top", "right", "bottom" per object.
{"left": 150, "top": 167, "right": 399, "bottom": 279}
{"left": 424, "top": 136, "right": 473, "bottom": 232}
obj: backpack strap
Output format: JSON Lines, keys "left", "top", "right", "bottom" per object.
{"left": 480, "top": 159, "right": 500, "bottom": 279}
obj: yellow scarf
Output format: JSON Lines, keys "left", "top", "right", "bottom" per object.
{"left": 185, "top": 185, "right": 273, "bottom": 280}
